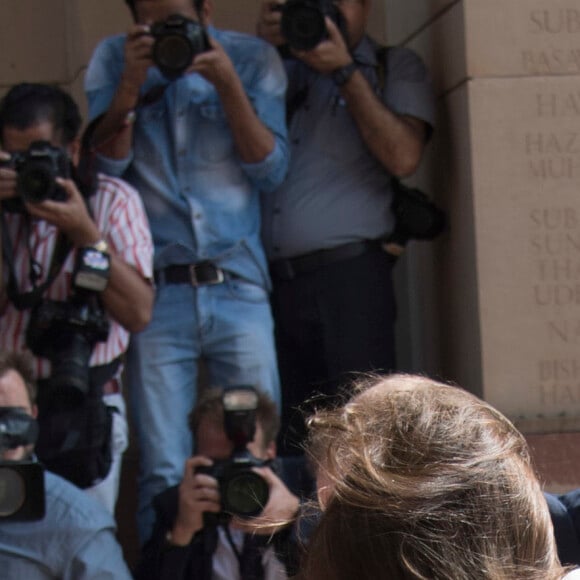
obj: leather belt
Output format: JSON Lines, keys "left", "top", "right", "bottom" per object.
{"left": 270, "top": 240, "right": 378, "bottom": 281}
{"left": 154, "top": 262, "right": 226, "bottom": 286}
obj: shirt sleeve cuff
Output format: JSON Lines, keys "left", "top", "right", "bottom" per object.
{"left": 93, "top": 151, "right": 133, "bottom": 177}
{"left": 239, "top": 140, "right": 288, "bottom": 193}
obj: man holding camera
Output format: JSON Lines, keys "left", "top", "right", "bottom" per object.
{"left": 0, "top": 83, "right": 154, "bottom": 512}
{"left": 0, "top": 350, "right": 132, "bottom": 579}
{"left": 85, "top": 0, "right": 289, "bottom": 541}
{"left": 257, "top": 0, "right": 436, "bottom": 453}
{"left": 135, "top": 386, "right": 301, "bottom": 579}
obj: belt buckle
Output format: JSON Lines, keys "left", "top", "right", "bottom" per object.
{"left": 189, "top": 263, "right": 224, "bottom": 286}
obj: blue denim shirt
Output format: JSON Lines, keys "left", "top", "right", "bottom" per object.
{"left": 0, "top": 471, "right": 132, "bottom": 579}
{"left": 85, "top": 27, "right": 289, "bottom": 289}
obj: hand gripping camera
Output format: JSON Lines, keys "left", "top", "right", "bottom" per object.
{"left": 150, "top": 14, "right": 210, "bottom": 79}
{"left": 197, "top": 386, "right": 271, "bottom": 522}
{"left": 1, "top": 140, "right": 69, "bottom": 213}
{"left": 279, "top": 0, "right": 347, "bottom": 51}
{"left": 0, "top": 408, "right": 45, "bottom": 522}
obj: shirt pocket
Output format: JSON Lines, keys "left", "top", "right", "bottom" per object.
{"left": 139, "top": 100, "right": 165, "bottom": 123}
{"left": 197, "top": 103, "right": 234, "bottom": 163}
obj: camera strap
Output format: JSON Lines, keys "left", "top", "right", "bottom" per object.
{"left": 1, "top": 211, "right": 73, "bottom": 310}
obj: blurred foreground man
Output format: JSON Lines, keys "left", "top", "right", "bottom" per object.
{"left": 0, "top": 351, "right": 132, "bottom": 580}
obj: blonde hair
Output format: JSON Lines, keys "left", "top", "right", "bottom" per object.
{"left": 301, "top": 374, "right": 564, "bottom": 580}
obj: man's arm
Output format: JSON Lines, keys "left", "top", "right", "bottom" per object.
{"left": 89, "top": 25, "right": 154, "bottom": 161}
{"left": 295, "top": 18, "right": 428, "bottom": 177}
{"left": 192, "top": 37, "right": 276, "bottom": 164}
{"left": 26, "top": 178, "right": 153, "bottom": 333}
{"left": 68, "top": 525, "right": 133, "bottom": 580}
{"left": 135, "top": 456, "right": 220, "bottom": 580}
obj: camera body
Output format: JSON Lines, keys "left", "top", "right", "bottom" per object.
{"left": 150, "top": 14, "right": 209, "bottom": 78}
{"left": 0, "top": 407, "right": 45, "bottom": 522}
{"left": 197, "top": 451, "right": 270, "bottom": 521}
{"left": 2, "top": 140, "right": 69, "bottom": 213}
{"left": 280, "top": 0, "right": 346, "bottom": 51}
{"left": 197, "top": 386, "right": 270, "bottom": 521}
{"left": 26, "top": 297, "right": 110, "bottom": 406}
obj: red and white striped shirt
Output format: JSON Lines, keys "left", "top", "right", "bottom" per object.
{"left": 0, "top": 174, "right": 153, "bottom": 379}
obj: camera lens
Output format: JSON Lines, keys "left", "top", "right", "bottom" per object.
{"left": 282, "top": 1, "right": 327, "bottom": 51}
{"left": 0, "top": 467, "right": 26, "bottom": 517}
{"left": 222, "top": 470, "right": 269, "bottom": 517}
{"left": 153, "top": 35, "right": 193, "bottom": 74}
{"left": 49, "top": 334, "right": 93, "bottom": 407}
{"left": 17, "top": 165, "right": 55, "bottom": 204}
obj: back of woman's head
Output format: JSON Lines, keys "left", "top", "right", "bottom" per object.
{"left": 302, "top": 374, "right": 563, "bottom": 580}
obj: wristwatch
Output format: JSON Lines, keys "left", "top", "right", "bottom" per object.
{"left": 73, "top": 238, "right": 111, "bottom": 292}
{"left": 89, "top": 239, "right": 109, "bottom": 254}
{"left": 332, "top": 61, "right": 357, "bottom": 87}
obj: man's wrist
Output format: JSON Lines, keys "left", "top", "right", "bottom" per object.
{"left": 167, "top": 521, "right": 199, "bottom": 547}
{"left": 164, "top": 529, "right": 190, "bottom": 548}
{"left": 118, "top": 76, "right": 142, "bottom": 103}
{"left": 331, "top": 61, "right": 357, "bottom": 87}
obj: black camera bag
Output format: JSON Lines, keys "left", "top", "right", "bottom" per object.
{"left": 35, "top": 359, "right": 119, "bottom": 489}
{"left": 390, "top": 179, "right": 446, "bottom": 242}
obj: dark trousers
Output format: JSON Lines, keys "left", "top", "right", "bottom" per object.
{"left": 271, "top": 245, "right": 397, "bottom": 455}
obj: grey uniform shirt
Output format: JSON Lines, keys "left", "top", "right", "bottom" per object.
{"left": 261, "top": 36, "right": 435, "bottom": 260}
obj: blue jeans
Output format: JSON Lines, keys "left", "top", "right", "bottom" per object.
{"left": 126, "top": 276, "right": 280, "bottom": 543}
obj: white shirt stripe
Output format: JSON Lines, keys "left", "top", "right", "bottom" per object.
{"left": 0, "top": 174, "right": 153, "bottom": 379}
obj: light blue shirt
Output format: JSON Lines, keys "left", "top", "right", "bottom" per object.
{"left": 0, "top": 471, "right": 132, "bottom": 579}
{"left": 85, "top": 26, "right": 289, "bottom": 289}
{"left": 261, "top": 38, "right": 435, "bottom": 259}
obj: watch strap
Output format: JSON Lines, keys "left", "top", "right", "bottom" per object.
{"left": 332, "top": 61, "right": 357, "bottom": 87}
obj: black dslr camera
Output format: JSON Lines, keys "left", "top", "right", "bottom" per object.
{"left": 382, "top": 180, "right": 447, "bottom": 256}
{"left": 2, "top": 140, "right": 69, "bottom": 213}
{"left": 150, "top": 14, "right": 210, "bottom": 78}
{"left": 25, "top": 248, "right": 111, "bottom": 407}
{"left": 0, "top": 408, "right": 45, "bottom": 522}
{"left": 26, "top": 298, "right": 110, "bottom": 406}
{"left": 197, "top": 386, "right": 270, "bottom": 521}
{"left": 279, "top": 0, "right": 347, "bottom": 51}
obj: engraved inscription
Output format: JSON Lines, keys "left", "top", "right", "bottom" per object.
{"left": 529, "top": 9, "right": 580, "bottom": 34}
{"left": 538, "top": 358, "right": 580, "bottom": 406}
{"left": 525, "top": 94, "right": 580, "bottom": 180}
{"left": 530, "top": 205, "right": 580, "bottom": 409}
{"left": 539, "top": 381, "right": 580, "bottom": 406}
{"left": 523, "top": 10, "right": 580, "bottom": 74}
{"left": 547, "top": 319, "right": 580, "bottom": 343}
{"left": 521, "top": 84, "right": 580, "bottom": 413}
{"left": 530, "top": 208, "right": 580, "bottom": 308}
{"left": 535, "top": 93, "right": 580, "bottom": 118}
{"left": 522, "top": 50, "right": 580, "bottom": 75}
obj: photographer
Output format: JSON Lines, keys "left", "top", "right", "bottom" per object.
{"left": 0, "top": 83, "right": 154, "bottom": 512}
{"left": 0, "top": 350, "right": 132, "bottom": 579}
{"left": 135, "top": 386, "right": 302, "bottom": 580}
{"left": 257, "top": 0, "right": 436, "bottom": 453}
{"left": 84, "top": 0, "right": 289, "bottom": 542}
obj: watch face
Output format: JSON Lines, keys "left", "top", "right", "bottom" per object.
{"left": 333, "top": 62, "right": 357, "bottom": 86}
{"left": 74, "top": 247, "right": 111, "bottom": 292}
